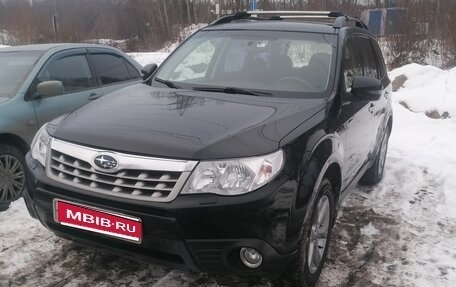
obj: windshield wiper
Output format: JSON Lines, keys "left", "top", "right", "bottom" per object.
{"left": 192, "top": 86, "right": 272, "bottom": 97}
{"left": 154, "top": 77, "right": 182, "bottom": 89}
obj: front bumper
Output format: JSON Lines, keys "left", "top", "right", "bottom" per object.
{"left": 25, "top": 153, "right": 300, "bottom": 276}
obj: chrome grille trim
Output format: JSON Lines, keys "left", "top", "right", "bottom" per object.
{"left": 46, "top": 138, "right": 198, "bottom": 202}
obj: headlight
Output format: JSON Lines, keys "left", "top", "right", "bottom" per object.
{"left": 181, "top": 150, "right": 284, "bottom": 196}
{"left": 31, "top": 124, "right": 51, "bottom": 166}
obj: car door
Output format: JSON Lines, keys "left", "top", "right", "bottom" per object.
{"left": 87, "top": 50, "right": 141, "bottom": 96}
{"left": 357, "top": 37, "right": 388, "bottom": 157}
{"left": 338, "top": 35, "right": 377, "bottom": 186}
{"left": 369, "top": 38, "right": 391, "bottom": 153}
{"left": 29, "top": 49, "right": 103, "bottom": 126}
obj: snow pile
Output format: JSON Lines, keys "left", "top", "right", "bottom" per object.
{"left": 388, "top": 104, "right": 456, "bottom": 218}
{"left": 127, "top": 52, "right": 169, "bottom": 67}
{"left": 0, "top": 45, "right": 9, "bottom": 49}
{"left": 389, "top": 64, "right": 456, "bottom": 118}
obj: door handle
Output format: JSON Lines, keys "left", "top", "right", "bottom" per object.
{"left": 88, "top": 93, "right": 101, "bottom": 101}
{"left": 368, "top": 103, "right": 374, "bottom": 114}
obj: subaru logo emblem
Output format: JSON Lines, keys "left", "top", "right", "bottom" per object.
{"left": 93, "top": 154, "right": 118, "bottom": 170}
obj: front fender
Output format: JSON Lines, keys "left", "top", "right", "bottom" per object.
{"left": 283, "top": 132, "right": 344, "bottom": 251}
{"left": 296, "top": 133, "right": 344, "bottom": 209}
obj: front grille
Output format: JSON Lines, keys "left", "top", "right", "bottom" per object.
{"left": 46, "top": 139, "right": 197, "bottom": 202}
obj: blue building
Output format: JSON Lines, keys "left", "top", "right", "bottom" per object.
{"left": 361, "top": 7, "right": 407, "bottom": 36}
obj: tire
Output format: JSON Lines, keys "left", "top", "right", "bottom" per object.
{"left": 284, "top": 178, "right": 335, "bottom": 287}
{"left": 0, "top": 144, "right": 26, "bottom": 204}
{"left": 0, "top": 202, "right": 10, "bottom": 212}
{"left": 360, "top": 127, "right": 390, "bottom": 186}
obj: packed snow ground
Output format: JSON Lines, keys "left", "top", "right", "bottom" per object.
{"left": 1, "top": 62, "right": 456, "bottom": 286}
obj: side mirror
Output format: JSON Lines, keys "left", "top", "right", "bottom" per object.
{"left": 36, "top": 81, "right": 64, "bottom": 98}
{"left": 350, "top": 76, "right": 382, "bottom": 101}
{"left": 141, "top": 63, "right": 158, "bottom": 81}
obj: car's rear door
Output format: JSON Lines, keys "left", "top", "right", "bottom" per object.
{"left": 357, "top": 37, "right": 389, "bottom": 157}
{"left": 369, "top": 38, "right": 391, "bottom": 151}
{"left": 29, "top": 49, "right": 103, "bottom": 126}
{"left": 87, "top": 49, "right": 141, "bottom": 96}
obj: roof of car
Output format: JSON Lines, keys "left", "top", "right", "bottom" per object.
{"left": 0, "top": 43, "right": 118, "bottom": 53}
{"left": 202, "top": 20, "right": 337, "bottom": 34}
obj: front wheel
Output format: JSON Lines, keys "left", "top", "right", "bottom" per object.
{"left": 0, "top": 144, "right": 26, "bottom": 204}
{"left": 285, "top": 178, "right": 335, "bottom": 287}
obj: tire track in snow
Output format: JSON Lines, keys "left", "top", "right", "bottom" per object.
{"left": 318, "top": 154, "right": 456, "bottom": 287}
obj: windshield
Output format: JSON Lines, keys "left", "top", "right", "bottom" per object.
{"left": 0, "top": 51, "right": 42, "bottom": 98}
{"left": 153, "top": 30, "right": 336, "bottom": 98}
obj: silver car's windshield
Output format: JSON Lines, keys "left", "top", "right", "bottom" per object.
{"left": 153, "top": 30, "right": 336, "bottom": 98}
{"left": 0, "top": 51, "right": 42, "bottom": 98}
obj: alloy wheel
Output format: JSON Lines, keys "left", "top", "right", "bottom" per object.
{"left": 307, "top": 194, "right": 331, "bottom": 274}
{"left": 0, "top": 155, "right": 25, "bottom": 203}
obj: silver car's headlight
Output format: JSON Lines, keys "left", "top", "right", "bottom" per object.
{"left": 181, "top": 150, "right": 284, "bottom": 196}
{"left": 31, "top": 124, "right": 51, "bottom": 166}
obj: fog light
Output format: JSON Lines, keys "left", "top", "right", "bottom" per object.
{"left": 240, "top": 247, "right": 263, "bottom": 268}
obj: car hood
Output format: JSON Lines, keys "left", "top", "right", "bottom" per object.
{"left": 52, "top": 84, "right": 327, "bottom": 160}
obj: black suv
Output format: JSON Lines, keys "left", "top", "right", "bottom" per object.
{"left": 24, "top": 11, "right": 392, "bottom": 286}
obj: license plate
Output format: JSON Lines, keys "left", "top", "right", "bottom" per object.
{"left": 54, "top": 200, "right": 142, "bottom": 243}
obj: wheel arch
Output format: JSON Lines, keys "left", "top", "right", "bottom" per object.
{"left": 295, "top": 133, "right": 344, "bottom": 211}
{"left": 291, "top": 133, "right": 344, "bottom": 254}
{"left": 0, "top": 133, "right": 29, "bottom": 155}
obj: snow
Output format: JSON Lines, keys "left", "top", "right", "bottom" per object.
{"left": 128, "top": 52, "right": 170, "bottom": 67}
{"left": 127, "top": 23, "right": 206, "bottom": 67}
{"left": 318, "top": 102, "right": 456, "bottom": 287}
{"left": 84, "top": 38, "right": 128, "bottom": 50}
{"left": 389, "top": 64, "right": 456, "bottom": 118}
{"left": 1, "top": 64, "right": 456, "bottom": 286}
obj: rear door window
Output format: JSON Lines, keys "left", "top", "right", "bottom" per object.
{"left": 125, "top": 61, "right": 140, "bottom": 79}
{"left": 91, "top": 53, "right": 132, "bottom": 85}
{"left": 359, "top": 38, "right": 379, "bottom": 79}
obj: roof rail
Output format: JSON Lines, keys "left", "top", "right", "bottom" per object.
{"left": 245, "top": 10, "right": 345, "bottom": 17}
{"left": 209, "top": 10, "right": 368, "bottom": 30}
{"left": 333, "top": 15, "right": 369, "bottom": 30}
